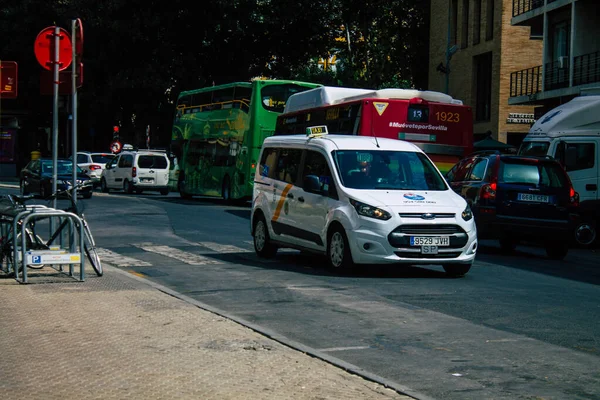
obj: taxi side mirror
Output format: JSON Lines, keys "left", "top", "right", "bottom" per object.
{"left": 303, "top": 175, "right": 323, "bottom": 194}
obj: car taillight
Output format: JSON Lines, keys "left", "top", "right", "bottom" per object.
{"left": 480, "top": 182, "right": 497, "bottom": 200}
{"left": 569, "top": 186, "right": 579, "bottom": 207}
{"left": 132, "top": 166, "right": 137, "bottom": 178}
{"left": 89, "top": 164, "right": 102, "bottom": 170}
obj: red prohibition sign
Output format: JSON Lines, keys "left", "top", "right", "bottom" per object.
{"left": 34, "top": 26, "right": 73, "bottom": 71}
{"left": 110, "top": 141, "right": 122, "bottom": 154}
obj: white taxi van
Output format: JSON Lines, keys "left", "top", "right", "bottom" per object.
{"left": 251, "top": 126, "right": 477, "bottom": 277}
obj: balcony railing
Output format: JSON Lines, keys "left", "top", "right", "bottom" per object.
{"left": 544, "top": 59, "right": 570, "bottom": 91}
{"left": 510, "top": 51, "right": 600, "bottom": 99}
{"left": 510, "top": 66, "right": 542, "bottom": 97}
{"left": 512, "top": 0, "right": 544, "bottom": 17}
{"left": 573, "top": 51, "right": 600, "bottom": 86}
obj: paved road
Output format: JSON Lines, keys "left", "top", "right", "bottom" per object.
{"left": 3, "top": 186, "right": 599, "bottom": 400}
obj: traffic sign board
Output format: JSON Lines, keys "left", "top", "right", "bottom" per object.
{"left": 34, "top": 26, "right": 73, "bottom": 71}
{"left": 110, "top": 141, "right": 122, "bottom": 154}
{"left": 0, "top": 61, "right": 18, "bottom": 99}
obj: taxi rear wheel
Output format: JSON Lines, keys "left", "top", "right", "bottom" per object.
{"left": 443, "top": 264, "right": 471, "bottom": 277}
{"left": 327, "top": 226, "right": 354, "bottom": 270}
{"left": 253, "top": 214, "right": 277, "bottom": 258}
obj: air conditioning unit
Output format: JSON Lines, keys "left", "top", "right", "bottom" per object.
{"left": 558, "top": 56, "right": 569, "bottom": 69}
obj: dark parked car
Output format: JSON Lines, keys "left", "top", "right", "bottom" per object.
{"left": 445, "top": 151, "right": 580, "bottom": 260}
{"left": 20, "top": 158, "right": 94, "bottom": 199}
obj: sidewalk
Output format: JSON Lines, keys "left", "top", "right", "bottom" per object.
{"left": 0, "top": 264, "right": 417, "bottom": 400}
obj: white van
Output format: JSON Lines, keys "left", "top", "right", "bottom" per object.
{"left": 519, "top": 95, "right": 600, "bottom": 246}
{"left": 100, "top": 150, "right": 170, "bottom": 195}
{"left": 251, "top": 127, "right": 478, "bottom": 277}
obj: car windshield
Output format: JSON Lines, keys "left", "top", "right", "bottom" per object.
{"left": 91, "top": 154, "right": 115, "bottom": 164}
{"left": 332, "top": 150, "right": 447, "bottom": 191}
{"left": 41, "top": 160, "right": 84, "bottom": 175}
{"left": 499, "top": 161, "right": 568, "bottom": 188}
{"left": 518, "top": 141, "right": 550, "bottom": 156}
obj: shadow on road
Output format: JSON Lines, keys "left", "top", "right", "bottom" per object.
{"left": 476, "top": 241, "right": 600, "bottom": 285}
{"left": 201, "top": 250, "right": 451, "bottom": 279}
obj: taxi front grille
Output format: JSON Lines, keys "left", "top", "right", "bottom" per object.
{"left": 394, "top": 224, "right": 465, "bottom": 235}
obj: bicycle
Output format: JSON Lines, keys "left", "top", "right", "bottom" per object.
{"left": 0, "top": 183, "right": 103, "bottom": 276}
{"left": 0, "top": 193, "right": 50, "bottom": 273}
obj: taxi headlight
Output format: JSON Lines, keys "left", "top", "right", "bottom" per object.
{"left": 461, "top": 204, "right": 473, "bottom": 221}
{"left": 349, "top": 199, "right": 391, "bottom": 221}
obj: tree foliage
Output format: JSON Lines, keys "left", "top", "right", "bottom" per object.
{"left": 0, "top": 0, "right": 429, "bottom": 153}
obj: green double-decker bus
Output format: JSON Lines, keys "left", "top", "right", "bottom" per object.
{"left": 170, "top": 80, "right": 321, "bottom": 201}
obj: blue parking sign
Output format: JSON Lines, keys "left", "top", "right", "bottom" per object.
{"left": 32, "top": 255, "right": 42, "bottom": 264}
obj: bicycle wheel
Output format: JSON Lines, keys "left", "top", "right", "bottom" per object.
{"left": 82, "top": 224, "right": 103, "bottom": 276}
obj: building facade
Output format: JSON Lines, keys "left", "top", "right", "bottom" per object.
{"left": 429, "top": 0, "right": 543, "bottom": 146}
{"left": 508, "top": 0, "right": 599, "bottom": 112}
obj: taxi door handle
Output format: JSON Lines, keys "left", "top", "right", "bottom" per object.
{"left": 298, "top": 196, "right": 305, "bottom": 203}
{"left": 287, "top": 193, "right": 294, "bottom": 199}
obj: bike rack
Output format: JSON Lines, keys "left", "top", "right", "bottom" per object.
{"left": 0, "top": 206, "right": 86, "bottom": 284}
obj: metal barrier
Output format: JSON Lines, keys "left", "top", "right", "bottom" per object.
{"left": 0, "top": 204, "right": 86, "bottom": 283}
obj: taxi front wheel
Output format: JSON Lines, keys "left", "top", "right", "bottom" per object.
{"left": 253, "top": 214, "right": 277, "bottom": 258}
{"left": 327, "top": 226, "right": 355, "bottom": 270}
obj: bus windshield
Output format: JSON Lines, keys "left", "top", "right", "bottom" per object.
{"left": 333, "top": 150, "right": 448, "bottom": 191}
{"left": 518, "top": 141, "right": 550, "bottom": 156}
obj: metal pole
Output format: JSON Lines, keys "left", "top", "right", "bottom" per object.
{"left": 445, "top": 0, "right": 452, "bottom": 94}
{"left": 52, "top": 27, "right": 59, "bottom": 210}
{"left": 72, "top": 20, "right": 78, "bottom": 202}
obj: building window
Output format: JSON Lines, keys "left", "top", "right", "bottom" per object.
{"left": 461, "top": 0, "right": 470, "bottom": 48}
{"left": 551, "top": 21, "right": 570, "bottom": 60}
{"left": 486, "top": 0, "right": 494, "bottom": 41}
{"left": 451, "top": 0, "right": 458, "bottom": 46}
{"left": 473, "top": 0, "right": 481, "bottom": 45}
{"left": 474, "top": 52, "right": 493, "bottom": 122}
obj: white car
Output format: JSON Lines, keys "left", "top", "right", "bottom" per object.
{"left": 251, "top": 127, "right": 477, "bottom": 277}
{"left": 100, "top": 150, "right": 170, "bottom": 195}
{"left": 75, "top": 152, "right": 116, "bottom": 187}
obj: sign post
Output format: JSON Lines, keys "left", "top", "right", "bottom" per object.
{"left": 34, "top": 26, "right": 73, "bottom": 209}
{"left": 71, "top": 18, "right": 83, "bottom": 202}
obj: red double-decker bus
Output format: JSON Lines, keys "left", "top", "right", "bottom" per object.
{"left": 274, "top": 87, "right": 473, "bottom": 174}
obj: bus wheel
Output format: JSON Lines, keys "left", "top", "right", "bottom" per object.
{"left": 222, "top": 176, "right": 231, "bottom": 202}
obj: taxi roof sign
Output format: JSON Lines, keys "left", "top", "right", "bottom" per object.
{"left": 306, "top": 125, "right": 328, "bottom": 138}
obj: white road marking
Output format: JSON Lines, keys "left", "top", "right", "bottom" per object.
{"left": 96, "top": 248, "right": 152, "bottom": 267}
{"left": 198, "top": 242, "right": 250, "bottom": 253}
{"left": 132, "top": 243, "right": 222, "bottom": 265}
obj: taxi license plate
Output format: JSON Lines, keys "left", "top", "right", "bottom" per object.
{"left": 410, "top": 236, "right": 450, "bottom": 246}
{"left": 421, "top": 245, "right": 438, "bottom": 254}
{"left": 140, "top": 178, "right": 154, "bottom": 183}
{"left": 517, "top": 193, "right": 550, "bottom": 203}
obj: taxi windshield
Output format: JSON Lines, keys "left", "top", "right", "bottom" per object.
{"left": 333, "top": 150, "right": 448, "bottom": 191}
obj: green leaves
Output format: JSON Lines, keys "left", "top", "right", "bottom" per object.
{"left": 0, "top": 0, "right": 429, "bottom": 150}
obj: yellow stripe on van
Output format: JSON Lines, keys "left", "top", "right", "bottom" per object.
{"left": 272, "top": 183, "right": 293, "bottom": 222}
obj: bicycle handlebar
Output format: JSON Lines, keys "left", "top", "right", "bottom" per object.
{"left": 40, "top": 182, "right": 92, "bottom": 201}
